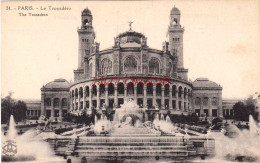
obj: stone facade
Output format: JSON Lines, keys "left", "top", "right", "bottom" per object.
{"left": 40, "top": 7, "right": 223, "bottom": 120}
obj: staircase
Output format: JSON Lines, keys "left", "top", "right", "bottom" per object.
{"left": 73, "top": 136, "right": 194, "bottom": 158}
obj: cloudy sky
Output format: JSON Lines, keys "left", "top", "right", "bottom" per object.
{"left": 1, "top": 1, "right": 260, "bottom": 100}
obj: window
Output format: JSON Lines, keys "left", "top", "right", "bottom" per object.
{"left": 85, "top": 86, "right": 89, "bottom": 97}
{"left": 137, "top": 82, "right": 143, "bottom": 95}
{"left": 179, "top": 101, "right": 182, "bottom": 110}
{"left": 204, "top": 109, "right": 208, "bottom": 116}
{"left": 174, "top": 18, "right": 178, "bottom": 24}
{"left": 45, "top": 98, "right": 51, "bottom": 106}
{"left": 172, "top": 85, "right": 177, "bottom": 97}
{"left": 124, "top": 56, "right": 137, "bottom": 72}
{"left": 54, "top": 98, "right": 59, "bottom": 107}
{"left": 172, "top": 100, "right": 176, "bottom": 109}
{"left": 100, "top": 58, "right": 112, "bottom": 75}
{"left": 147, "top": 83, "right": 153, "bottom": 95}
{"left": 164, "top": 84, "right": 169, "bottom": 96}
{"left": 203, "top": 97, "right": 209, "bottom": 106}
{"left": 195, "top": 97, "right": 201, "bottom": 106}
{"left": 212, "top": 109, "right": 218, "bottom": 117}
{"left": 178, "top": 86, "right": 182, "bottom": 98}
{"left": 149, "top": 57, "right": 160, "bottom": 74}
{"left": 212, "top": 97, "right": 218, "bottom": 106}
{"left": 62, "top": 98, "right": 67, "bottom": 107}
{"left": 195, "top": 109, "right": 200, "bottom": 116}
{"left": 79, "top": 87, "right": 83, "bottom": 98}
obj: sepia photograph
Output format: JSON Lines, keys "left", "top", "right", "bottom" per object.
{"left": 1, "top": 1, "right": 260, "bottom": 162}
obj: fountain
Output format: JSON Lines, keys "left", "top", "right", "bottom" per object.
{"left": 113, "top": 99, "right": 145, "bottom": 124}
{"left": 210, "top": 115, "right": 260, "bottom": 162}
{"left": 2, "top": 115, "right": 63, "bottom": 162}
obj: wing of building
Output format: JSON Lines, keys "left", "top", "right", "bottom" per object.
{"left": 39, "top": 7, "right": 223, "bottom": 121}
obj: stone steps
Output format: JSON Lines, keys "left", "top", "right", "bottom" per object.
{"left": 76, "top": 150, "right": 189, "bottom": 157}
{"left": 76, "top": 145, "right": 187, "bottom": 150}
{"left": 77, "top": 142, "right": 185, "bottom": 146}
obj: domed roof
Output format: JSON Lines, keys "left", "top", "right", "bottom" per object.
{"left": 44, "top": 79, "right": 70, "bottom": 89}
{"left": 82, "top": 7, "right": 92, "bottom": 16}
{"left": 115, "top": 30, "right": 146, "bottom": 46}
{"left": 170, "top": 6, "right": 181, "bottom": 15}
{"left": 193, "top": 78, "right": 221, "bottom": 88}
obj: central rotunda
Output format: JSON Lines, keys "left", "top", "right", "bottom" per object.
{"left": 40, "top": 7, "right": 223, "bottom": 121}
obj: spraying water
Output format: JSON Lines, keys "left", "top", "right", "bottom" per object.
{"left": 2, "top": 115, "right": 64, "bottom": 162}
{"left": 7, "top": 115, "right": 17, "bottom": 140}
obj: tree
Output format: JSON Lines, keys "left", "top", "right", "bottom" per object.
{"left": 233, "top": 96, "right": 257, "bottom": 121}
{"left": 245, "top": 96, "right": 257, "bottom": 120}
{"left": 233, "top": 101, "right": 247, "bottom": 121}
{"left": 1, "top": 92, "right": 27, "bottom": 123}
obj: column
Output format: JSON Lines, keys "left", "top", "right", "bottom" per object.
{"left": 218, "top": 93, "right": 223, "bottom": 117}
{"left": 153, "top": 86, "right": 156, "bottom": 107}
{"left": 97, "top": 86, "right": 100, "bottom": 109}
{"left": 89, "top": 87, "right": 92, "bottom": 109}
{"left": 51, "top": 98, "right": 54, "bottom": 119}
{"left": 78, "top": 88, "right": 80, "bottom": 110}
{"left": 70, "top": 92, "right": 73, "bottom": 112}
{"left": 169, "top": 87, "right": 172, "bottom": 109}
{"left": 40, "top": 92, "right": 45, "bottom": 116}
{"left": 161, "top": 86, "right": 165, "bottom": 109}
{"left": 105, "top": 85, "right": 108, "bottom": 106}
{"left": 208, "top": 98, "right": 212, "bottom": 117}
{"left": 74, "top": 91, "right": 76, "bottom": 110}
{"left": 59, "top": 99, "right": 62, "bottom": 119}
{"left": 143, "top": 86, "right": 147, "bottom": 108}
{"left": 200, "top": 98, "right": 204, "bottom": 116}
{"left": 124, "top": 86, "right": 127, "bottom": 102}
{"left": 134, "top": 86, "right": 137, "bottom": 102}
{"left": 83, "top": 87, "right": 86, "bottom": 110}
{"left": 114, "top": 87, "right": 118, "bottom": 107}
{"left": 176, "top": 90, "right": 179, "bottom": 110}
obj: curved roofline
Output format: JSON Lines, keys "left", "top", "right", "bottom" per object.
{"left": 69, "top": 76, "right": 193, "bottom": 88}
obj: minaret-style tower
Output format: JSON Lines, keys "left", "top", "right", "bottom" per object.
{"left": 77, "top": 8, "right": 95, "bottom": 69}
{"left": 168, "top": 6, "right": 184, "bottom": 69}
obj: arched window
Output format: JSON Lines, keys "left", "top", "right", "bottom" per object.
{"left": 212, "top": 97, "right": 218, "bottom": 106}
{"left": 108, "top": 83, "right": 114, "bottom": 95}
{"left": 178, "top": 86, "right": 183, "bottom": 98}
{"left": 85, "top": 86, "right": 89, "bottom": 97}
{"left": 172, "top": 85, "right": 177, "bottom": 97}
{"left": 203, "top": 97, "right": 209, "bottom": 106}
{"left": 137, "top": 82, "right": 143, "bottom": 95}
{"left": 75, "top": 88, "right": 78, "bottom": 98}
{"left": 84, "top": 19, "right": 89, "bottom": 26}
{"left": 79, "top": 87, "right": 83, "bottom": 98}
{"left": 71, "top": 90, "right": 74, "bottom": 98}
{"left": 184, "top": 88, "right": 187, "bottom": 99}
{"left": 99, "top": 84, "right": 105, "bottom": 96}
{"left": 118, "top": 83, "right": 124, "bottom": 95}
{"left": 62, "top": 98, "right": 67, "bottom": 107}
{"left": 165, "top": 84, "right": 169, "bottom": 96}
{"left": 100, "top": 58, "right": 112, "bottom": 75}
{"left": 89, "top": 63, "right": 92, "bottom": 77}
{"left": 54, "top": 98, "right": 60, "bottom": 107}
{"left": 195, "top": 97, "right": 201, "bottom": 106}
{"left": 45, "top": 98, "right": 51, "bottom": 106}
{"left": 156, "top": 83, "right": 162, "bottom": 96}
{"left": 127, "top": 82, "right": 134, "bottom": 95}
{"left": 149, "top": 58, "right": 160, "bottom": 74}
{"left": 124, "top": 56, "right": 137, "bottom": 72}
{"left": 92, "top": 85, "right": 97, "bottom": 96}
{"left": 147, "top": 83, "right": 153, "bottom": 95}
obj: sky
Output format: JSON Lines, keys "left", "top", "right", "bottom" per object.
{"left": 1, "top": 0, "right": 260, "bottom": 100}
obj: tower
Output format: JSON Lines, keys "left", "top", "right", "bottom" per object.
{"left": 77, "top": 8, "right": 95, "bottom": 69}
{"left": 168, "top": 6, "right": 184, "bottom": 69}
